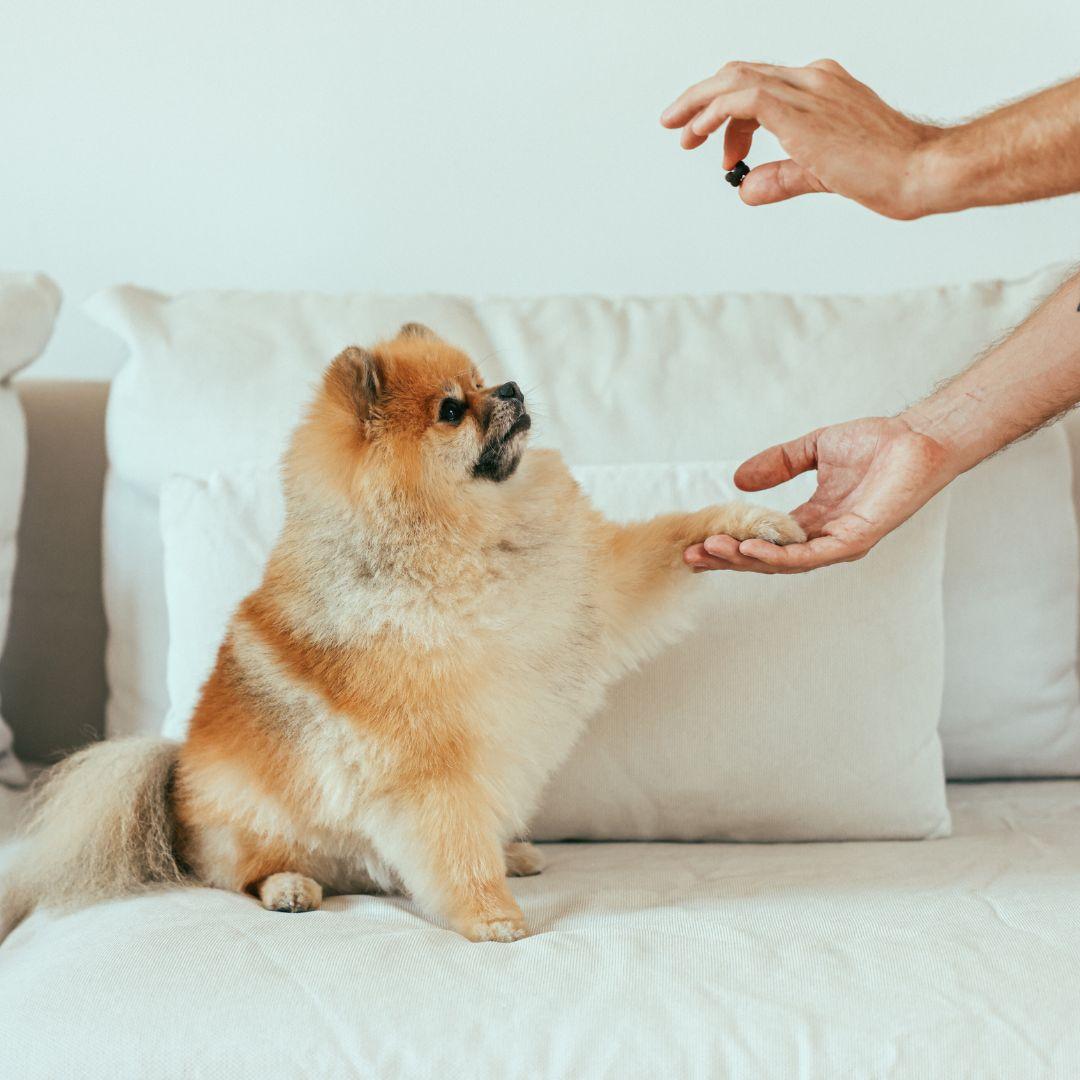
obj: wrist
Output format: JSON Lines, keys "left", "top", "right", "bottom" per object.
{"left": 904, "top": 124, "right": 978, "bottom": 217}
{"left": 899, "top": 393, "right": 989, "bottom": 480}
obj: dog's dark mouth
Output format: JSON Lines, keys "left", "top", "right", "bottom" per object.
{"left": 506, "top": 413, "right": 531, "bottom": 438}
{"left": 473, "top": 411, "right": 531, "bottom": 482}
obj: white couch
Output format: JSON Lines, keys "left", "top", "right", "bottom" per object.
{"left": 3, "top": 276, "right": 1080, "bottom": 1078}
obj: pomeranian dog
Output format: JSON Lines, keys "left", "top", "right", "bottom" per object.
{"left": 2, "top": 324, "right": 803, "bottom": 942}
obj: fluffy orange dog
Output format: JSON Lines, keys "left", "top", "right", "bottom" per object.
{"left": 3, "top": 325, "right": 803, "bottom": 942}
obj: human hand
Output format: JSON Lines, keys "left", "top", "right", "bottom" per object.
{"left": 660, "top": 60, "right": 942, "bottom": 220}
{"left": 683, "top": 416, "right": 959, "bottom": 574}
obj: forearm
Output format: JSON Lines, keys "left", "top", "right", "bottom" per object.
{"left": 902, "top": 269, "right": 1080, "bottom": 474}
{"left": 918, "top": 76, "right": 1080, "bottom": 215}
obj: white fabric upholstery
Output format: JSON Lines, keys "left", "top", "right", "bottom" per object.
{"left": 942, "top": 428, "right": 1080, "bottom": 776}
{"left": 161, "top": 462, "right": 951, "bottom": 841}
{"left": 90, "top": 268, "right": 1080, "bottom": 779}
{"left": 0, "top": 273, "right": 60, "bottom": 787}
{"left": 2, "top": 780, "right": 1078, "bottom": 1079}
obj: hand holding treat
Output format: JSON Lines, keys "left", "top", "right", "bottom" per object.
{"left": 662, "top": 61, "right": 1080, "bottom": 219}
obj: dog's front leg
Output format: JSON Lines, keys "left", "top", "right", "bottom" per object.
{"left": 366, "top": 784, "right": 527, "bottom": 942}
{"left": 590, "top": 503, "right": 804, "bottom": 678}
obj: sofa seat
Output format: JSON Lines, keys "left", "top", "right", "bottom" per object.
{"left": 3, "top": 781, "right": 1079, "bottom": 1079}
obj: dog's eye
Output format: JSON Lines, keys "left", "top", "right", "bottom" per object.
{"left": 438, "top": 398, "right": 466, "bottom": 425}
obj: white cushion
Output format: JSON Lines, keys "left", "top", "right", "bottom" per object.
{"left": 90, "top": 266, "right": 1080, "bottom": 777}
{"left": 942, "top": 429, "right": 1080, "bottom": 777}
{"left": 0, "top": 273, "right": 61, "bottom": 787}
{"left": 161, "top": 461, "right": 951, "bottom": 841}
{"left": 3, "top": 781, "right": 1079, "bottom": 1079}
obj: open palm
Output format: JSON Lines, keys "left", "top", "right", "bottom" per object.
{"left": 685, "top": 416, "right": 957, "bottom": 574}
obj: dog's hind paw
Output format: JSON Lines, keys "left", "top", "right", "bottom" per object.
{"left": 258, "top": 872, "right": 323, "bottom": 913}
{"left": 505, "top": 841, "right": 545, "bottom": 877}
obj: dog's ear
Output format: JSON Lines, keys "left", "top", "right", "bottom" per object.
{"left": 397, "top": 322, "right": 440, "bottom": 342}
{"left": 327, "top": 346, "right": 382, "bottom": 422}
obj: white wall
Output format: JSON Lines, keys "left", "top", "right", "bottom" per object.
{"left": 4, "top": 0, "right": 1078, "bottom": 380}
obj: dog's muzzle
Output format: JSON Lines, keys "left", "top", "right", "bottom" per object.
{"left": 474, "top": 383, "right": 531, "bottom": 481}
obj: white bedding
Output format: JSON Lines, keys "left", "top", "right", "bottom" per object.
{"left": 2, "top": 781, "right": 1079, "bottom": 1079}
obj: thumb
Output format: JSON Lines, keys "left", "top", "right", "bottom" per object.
{"left": 734, "top": 430, "right": 820, "bottom": 492}
{"left": 739, "top": 159, "right": 827, "bottom": 206}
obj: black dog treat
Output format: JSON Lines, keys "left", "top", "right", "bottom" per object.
{"left": 725, "top": 160, "right": 750, "bottom": 187}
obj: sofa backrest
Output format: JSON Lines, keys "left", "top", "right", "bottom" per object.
{"left": 6, "top": 316, "right": 1080, "bottom": 763}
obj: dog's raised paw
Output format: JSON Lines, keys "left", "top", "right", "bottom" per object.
{"left": 749, "top": 510, "right": 806, "bottom": 546}
{"left": 706, "top": 505, "right": 806, "bottom": 546}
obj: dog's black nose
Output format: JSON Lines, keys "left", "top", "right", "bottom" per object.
{"left": 496, "top": 381, "right": 523, "bottom": 402}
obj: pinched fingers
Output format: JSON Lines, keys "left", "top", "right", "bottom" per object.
{"left": 739, "top": 159, "right": 828, "bottom": 204}
{"left": 723, "top": 118, "right": 759, "bottom": 170}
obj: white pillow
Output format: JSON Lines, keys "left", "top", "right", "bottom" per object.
{"left": 160, "top": 462, "right": 951, "bottom": 842}
{"left": 0, "top": 272, "right": 61, "bottom": 788}
{"left": 91, "top": 266, "right": 1079, "bottom": 777}
{"left": 941, "top": 429, "right": 1080, "bottom": 777}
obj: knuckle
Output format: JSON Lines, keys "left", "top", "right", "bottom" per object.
{"left": 724, "top": 61, "right": 756, "bottom": 80}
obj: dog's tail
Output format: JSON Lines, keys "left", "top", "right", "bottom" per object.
{"left": 0, "top": 738, "right": 185, "bottom": 944}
